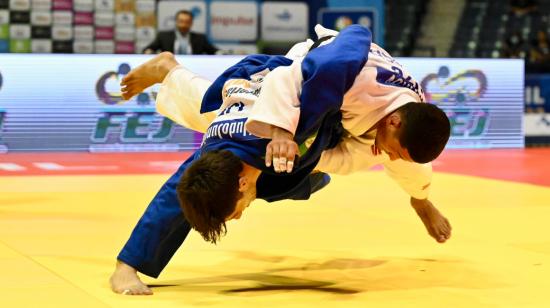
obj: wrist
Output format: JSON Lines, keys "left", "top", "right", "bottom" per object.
{"left": 410, "top": 197, "right": 430, "bottom": 210}
{"left": 271, "top": 126, "right": 294, "bottom": 140}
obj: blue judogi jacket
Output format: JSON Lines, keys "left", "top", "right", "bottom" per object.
{"left": 118, "top": 25, "right": 372, "bottom": 278}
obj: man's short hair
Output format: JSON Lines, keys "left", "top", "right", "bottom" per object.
{"left": 177, "top": 150, "right": 243, "bottom": 244}
{"left": 175, "top": 10, "right": 193, "bottom": 20}
{"left": 397, "top": 102, "right": 451, "bottom": 163}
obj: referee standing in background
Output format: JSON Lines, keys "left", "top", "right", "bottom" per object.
{"left": 143, "top": 10, "right": 218, "bottom": 55}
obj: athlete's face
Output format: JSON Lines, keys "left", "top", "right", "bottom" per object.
{"left": 225, "top": 175, "right": 257, "bottom": 221}
{"left": 176, "top": 13, "right": 193, "bottom": 35}
{"left": 375, "top": 113, "right": 413, "bottom": 162}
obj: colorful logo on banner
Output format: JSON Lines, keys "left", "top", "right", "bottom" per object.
{"left": 96, "top": 63, "right": 156, "bottom": 106}
{"left": 93, "top": 63, "right": 175, "bottom": 146}
{"left": 421, "top": 66, "right": 490, "bottom": 138}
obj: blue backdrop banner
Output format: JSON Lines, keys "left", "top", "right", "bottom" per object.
{"left": 0, "top": 55, "right": 524, "bottom": 152}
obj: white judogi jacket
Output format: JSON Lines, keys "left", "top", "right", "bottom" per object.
{"left": 155, "top": 25, "right": 432, "bottom": 200}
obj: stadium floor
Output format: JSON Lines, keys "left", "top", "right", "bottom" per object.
{"left": 1, "top": 149, "right": 549, "bottom": 307}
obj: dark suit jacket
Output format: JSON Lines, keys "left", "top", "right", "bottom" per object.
{"left": 143, "top": 31, "right": 218, "bottom": 55}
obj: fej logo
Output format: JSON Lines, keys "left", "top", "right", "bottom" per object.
{"left": 92, "top": 64, "right": 174, "bottom": 146}
{"left": 421, "top": 66, "right": 490, "bottom": 138}
{"left": 96, "top": 63, "right": 156, "bottom": 106}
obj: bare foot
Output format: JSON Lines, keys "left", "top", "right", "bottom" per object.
{"left": 109, "top": 261, "right": 153, "bottom": 295}
{"left": 120, "top": 51, "right": 178, "bottom": 100}
{"left": 411, "top": 198, "right": 452, "bottom": 243}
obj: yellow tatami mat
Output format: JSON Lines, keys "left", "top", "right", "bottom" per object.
{"left": 1, "top": 171, "right": 549, "bottom": 307}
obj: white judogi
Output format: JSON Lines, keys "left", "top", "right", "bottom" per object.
{"left": 155, "top": 25, "right": 432, "bottom": 200}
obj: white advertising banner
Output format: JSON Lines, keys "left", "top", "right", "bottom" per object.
{"left": 210, "top": 1, "right": 257, "bottom": 41}
{"left": 525, "top": 114, "right": 550, "bottom": 136}
{"left": 261, "top": 1, "right": 308, "bottom": 42}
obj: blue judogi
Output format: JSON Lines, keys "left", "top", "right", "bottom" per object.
{"left": 117, "top": 25, "right": 372, "bottom": 278}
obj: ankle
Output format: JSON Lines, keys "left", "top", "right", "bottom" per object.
{"left": 116, "top": 260, "right": 137, "bottom": 273}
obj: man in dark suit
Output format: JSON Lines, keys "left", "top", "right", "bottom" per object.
{"left": 143, "top": 10, "right": 218, "bottom": 55}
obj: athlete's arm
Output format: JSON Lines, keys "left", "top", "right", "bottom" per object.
{"left": 410, "top": 197, "right": 452, "bottom": 243}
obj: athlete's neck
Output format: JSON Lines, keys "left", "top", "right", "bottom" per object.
{"left": 241, "top": 162, "right": 262, "bottom": 185}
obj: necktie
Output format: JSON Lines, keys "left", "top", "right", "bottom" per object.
{"left": 178, "top": 38, "right": 188, "bottom": 55}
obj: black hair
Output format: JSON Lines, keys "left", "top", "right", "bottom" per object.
{"left": 175, "top": 10, "right": 193, "bottom": 20}
{"left": 177, "top": 150, "right": 243, "bottom": 244}
{"left": 397, "top": 102, "right": 451, "bottom": 163}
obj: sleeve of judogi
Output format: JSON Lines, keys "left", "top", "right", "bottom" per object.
{"left": 383, "top": 160, "right": 432, "bottom": 200}
{"left": 315, "top": 134, "right": 375, "bottom": 175}
{"left": 155, "top": 65, "right": 216, "bottom": 133}
{"left": 117, "top": 153, "right": 198, "bottom": 278}
{"left": 246, "top": 25, "right": 372, "bottom": 138}
{"left": 245, "top": 61, "right": 304, "bottom": 138}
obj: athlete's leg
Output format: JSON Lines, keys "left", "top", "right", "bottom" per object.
{"left": 110, "top": 154, "right": 197, "bottom": 295}
{"left": 121, "top": 52, "right": 216, "bottom": 133}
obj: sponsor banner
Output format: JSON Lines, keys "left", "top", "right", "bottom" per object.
{"left": 0, "top": 55, "right": 243, "bottom": 152}
{"left": 406, "top": 58, "right": 524, "bottom": 148}
{"left": 115, "top": 12, "right": 134, "bottom": 26}
{"left": 52, "top": 0, "right": 72, "bottom": 11}
{"left": 0, "top": 10, "right": 8, "bottom": 24}
{"left": 114, "top": 25, "right": 134, "bottom": 41}
{"left": 525, "top": 74, "right": 550, "bottom": 113}
{"left": 9, "top": 24, "right": 30, "bottom": 39}
{"left": 31, "top": 10, "right": 51, "bottom": 25}
{"left": 0, "top": 56, "right": 523, "bottom": 152}
{"left": 115, "top": 40, "right": 133, "bottom": 53}
{"left": 52, "top": 39, "right": 72, "bottom": 52}
{"left": 51, "top": 25, "right": 72, "bottom": 40}
{"left": 31, "top": 25, "right": 51, "bottom": 38}
{"left": 74, "top": 25, "right": 93, "bottom": 39}
{"left": 94, "top": 39, "right": 114, "bottom": 53}
{"left": 31, "top": 38, "right": 51, "bottom": 52}
{"left": 10, "top": 0, "right": 31, "bottom": 11}
{"left": 0, "top": 38, "right": 8, "bottom": 51}
{"left": 94, "top": 11, "right": 114, "bottom": 26}
{"left": 94, "top": 0, "right": 113, "bottom": 11}
{"left": 135, "top": 0, "right": 154, "bottom": 13}
{"left": 73, "top": 39, "right": 93, "bottom": 53}
{"left": 157, "top": 0, "right": 206, "bottom": 33}
{"left": 74, "top": 11, "right": 92, "bottom": 24}
{"left": 52, "top": 9, "right": 72, "bottom": 25}
{"left": 210, "top": 1, "right": 257, "bottom": 41}
{"left": 135, "top": 12, "right": 154, "bottom": 27}
{"left": 261, "top": 1, "right": 308, "bottom": 42}
{"left": 525, "top": 113, "right": 550, "bottom": 136}
{"left": 135, "top": 26, "right": 154, "bottom": 41}
{"left": 74, "top": 0, "right": 92, "bottom": 12}
{"left": 9, "top": 38, "right": 30, "bottom": 52}
{"left": 31, "top": 0, "right": 51, "bottom": 10}
{"left": 95, "top": 26, "right": 113, "bottom": 39}
{"left": 0, "top": 24, "right": 7, "bottom": 39}
{"left": 114, "top": 0, "right": 134, "bottom": 12}
{"left": 9, "top": 10, "right": 30, "bottom": 23}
